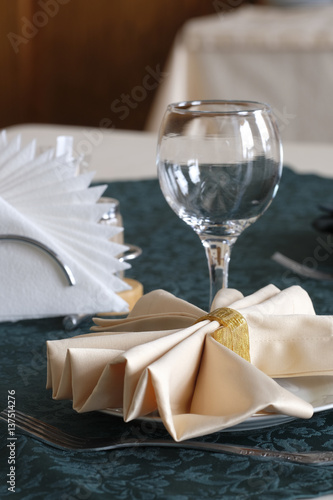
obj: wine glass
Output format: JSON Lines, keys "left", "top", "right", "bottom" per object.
{"left": 157, "top": 100, "right": 283, "bottom": 307}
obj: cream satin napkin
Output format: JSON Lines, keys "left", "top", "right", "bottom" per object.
{"left": 47, "top": 284, "right": 333, "bottom": 441}
{"left": 0, "top": 131, "right": 130, "bottom": 320}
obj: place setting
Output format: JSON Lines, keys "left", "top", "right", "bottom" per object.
{"left": 1, "top": 101, "right": 333, "bottom": 499}
{"left": 42, "top": 101, "right": 333, "bottom": 442}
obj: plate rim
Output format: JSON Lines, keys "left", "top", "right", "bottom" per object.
{"left": 101, "top": 375, "right": 333, "bottom": 432}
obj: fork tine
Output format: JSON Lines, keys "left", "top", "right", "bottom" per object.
{"left": 13, "top": 410, "right": 86, "bottom": 445}
{"left": 0, "top": 409, "right": 86, "bottom": 449}
{"left": 3, "top": 409, "right": 80, "bottom": 440}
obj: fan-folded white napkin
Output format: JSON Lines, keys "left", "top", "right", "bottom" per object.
{"left": 0, "top": 131, "right": 130, "bottom": 321}
{"left": 47, "top": 284, "right": 333, "bottom": 441}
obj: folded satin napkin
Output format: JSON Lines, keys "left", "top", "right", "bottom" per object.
{"left": 46, "top": 284, "right": 333, "bottom": 441}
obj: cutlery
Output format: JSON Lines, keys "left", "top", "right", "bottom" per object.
{"left": 318, "top": 204, "right": 333, "bottom": 214}
{"left": 271, "top": 252, "right": 333, "bottom": 280}
{"left": 1, "top": 409, "right": 333, "bottom": 465}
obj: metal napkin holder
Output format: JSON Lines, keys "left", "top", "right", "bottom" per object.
{"left": 0, "top": 234, "right": 75, "bottom": 286}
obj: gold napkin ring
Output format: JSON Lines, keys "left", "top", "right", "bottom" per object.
{"left": 196, "top": 308, "right": 250, "bottom": 362}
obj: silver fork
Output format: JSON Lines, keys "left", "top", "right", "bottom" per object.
{"left": 1, "top": 409, "right": 333, "bottom": 465}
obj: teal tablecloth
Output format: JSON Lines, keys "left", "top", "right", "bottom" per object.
{"left": 1, "top": 167, "right": 333, "bottom": 499}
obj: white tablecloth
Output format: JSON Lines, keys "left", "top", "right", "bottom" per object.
{"left": 6, "top": 123, "right": 333, "bottom": 180}
{"left": 6, "top": 124, "right": 157, "bottom": 181}
{"left": 146, "top": 4, "right": 333, "bottom": 143}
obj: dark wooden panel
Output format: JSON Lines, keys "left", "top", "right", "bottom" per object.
{"left": 0, "top": 0, "right": 247, "bottom": 130}
{"left": 0, "top": 0, "right": 34, "bottom": 126}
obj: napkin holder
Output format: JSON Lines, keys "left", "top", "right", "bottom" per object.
{"left": 0, "top": 131, "right": 137, "bottom": 321}
{"left": 0, "top": 234, "right": 76, "bottom": 286}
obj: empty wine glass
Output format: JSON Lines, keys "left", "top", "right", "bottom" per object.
{"left": 157, "top": 100, "right": 283, "bottom": 307}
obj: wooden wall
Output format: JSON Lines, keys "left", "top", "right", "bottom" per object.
{"left": 0, "top": 0, "right": 247, "bottom": 131}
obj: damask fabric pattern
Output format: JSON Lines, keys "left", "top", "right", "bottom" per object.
{"left": 1, "top": 167, "right": 333, "bottom": 499}
{"left": 111, "top": 167, "right": 333, "bottom": 314}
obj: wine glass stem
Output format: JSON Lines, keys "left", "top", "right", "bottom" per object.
{"left": 199, "top": 236, "right": 237, "bottom": 307}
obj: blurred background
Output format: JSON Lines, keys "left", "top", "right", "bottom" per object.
{"left": 0, "top": 0, "right": 251, "bottom": 132}
{"left": 2, "top": 0, "right": 332, "bottom": 142}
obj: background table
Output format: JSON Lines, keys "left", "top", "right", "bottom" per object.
{"left": 6, "top": 123, "right": 333, "bottom": 180}
{"left": 146, "top": 4, "right": 333, "bottom": 143}
{"left": 1, "top": 125, "right": 333, "bottom": 499}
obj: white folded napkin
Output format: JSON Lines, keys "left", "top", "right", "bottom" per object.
{"left": 47, "top": 284, "right": 333, "bottom": 441}
{"left": 0, "top": 131, "right": 130, "bottom": 321}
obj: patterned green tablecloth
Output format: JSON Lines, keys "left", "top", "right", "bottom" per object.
{"left": 1, "top": 167, "right": 333, "bottom": 499}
